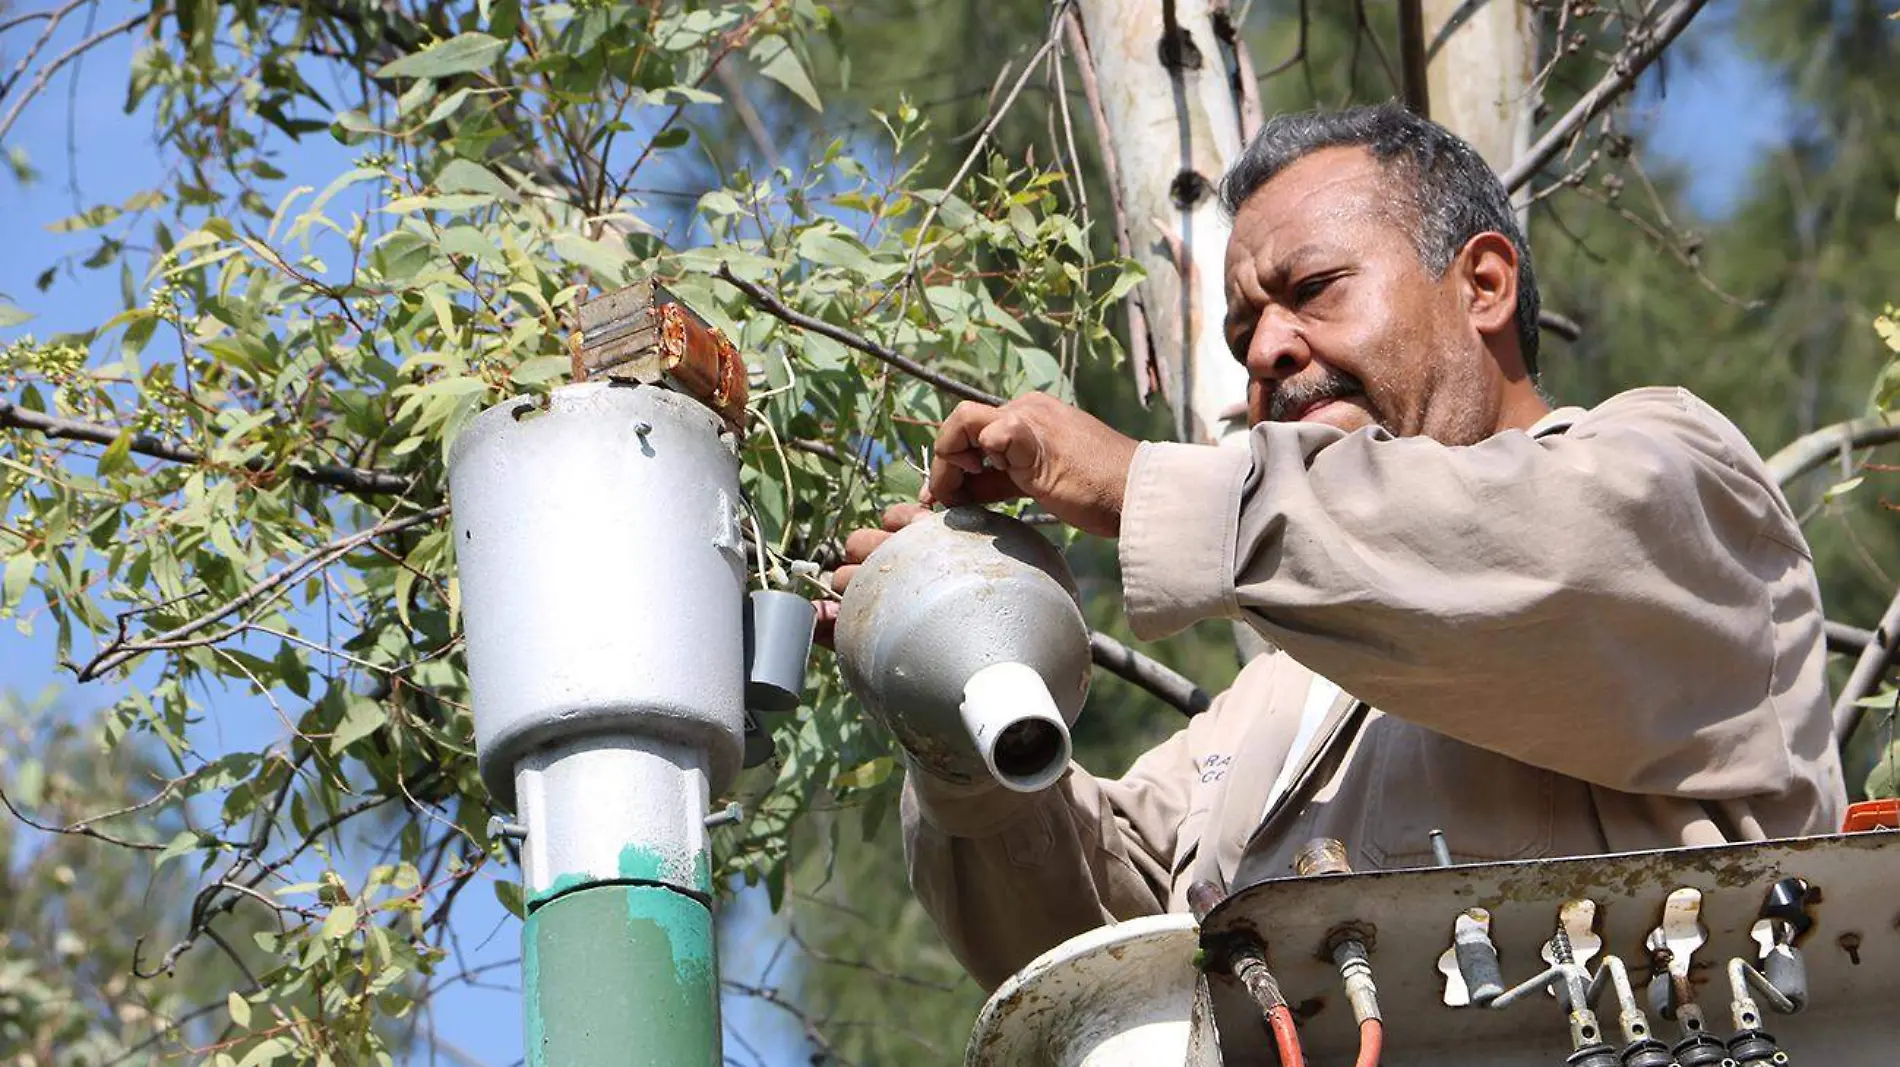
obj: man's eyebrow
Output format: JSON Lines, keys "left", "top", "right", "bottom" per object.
{"left": 1272, "top": 242, "right": 1346, "bottom": 278}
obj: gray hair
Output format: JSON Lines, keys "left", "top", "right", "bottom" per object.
{"left": 1218, "top": 102, "right": 1542, "bottom": 375}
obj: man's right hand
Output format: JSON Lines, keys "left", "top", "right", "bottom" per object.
{"left": 813, "top": 502, "right": 935, "bottom": 648}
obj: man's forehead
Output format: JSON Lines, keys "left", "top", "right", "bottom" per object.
{"left": 1225, "top": 147, "right": 1398, "bottom": 274}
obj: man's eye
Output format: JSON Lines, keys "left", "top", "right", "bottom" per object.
{"left": 1293, "top": 274, "right": 1338, "bottom": 306}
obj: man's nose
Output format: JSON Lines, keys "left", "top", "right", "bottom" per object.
{"left": 1244, "top": 307, "right": 1310, "bottom": 382}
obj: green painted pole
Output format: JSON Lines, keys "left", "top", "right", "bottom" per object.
{"left": 524, "top": 881, "right": 720, "bottom": 1067}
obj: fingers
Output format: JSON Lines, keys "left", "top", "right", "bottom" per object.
{"left": 880, "top": 503, "right": 932, "bottom": 531}
{"left": 976, "top": 409, "right": 1043, "bottom": 473}
{"left": 843, "top": 528, "right": 890, "bottom": 565}
{"left": 812, "top": 599, "right": 839, "bottom": 649}
{"left": 934, "top": 401, "right": 1001, "bottom": 470}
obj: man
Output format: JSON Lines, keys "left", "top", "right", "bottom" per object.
{"left": 821, "top": 104, "right": 1846, "bottom": 1007}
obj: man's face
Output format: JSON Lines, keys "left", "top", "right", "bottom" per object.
{"left": 1223, "top": 146, "right": 1502, "bottom": 445}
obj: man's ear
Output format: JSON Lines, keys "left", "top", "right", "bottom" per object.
{"left": 1454, "top": 232, "right": 1519, "bottom": 341}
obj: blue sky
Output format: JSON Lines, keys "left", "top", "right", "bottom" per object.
{"left": 0, "top": 6, "right": 1799, "bottom": 1065}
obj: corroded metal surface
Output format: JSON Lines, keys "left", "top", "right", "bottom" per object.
{"left": 1200, "top": 833, "right": 1900, "bottom": 1065}
{"left": 835, "top": 507, "right": 1091, "bottom": 789}
{"left": 967, "top": 914, "right": 1220, "bottom": 1067}
{"left": 567, "top": 282, "right": 748, "bottom": 433}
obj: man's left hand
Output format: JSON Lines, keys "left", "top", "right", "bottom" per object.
{"left": 926, "top": 393, "right": 1140, "bottom": 539}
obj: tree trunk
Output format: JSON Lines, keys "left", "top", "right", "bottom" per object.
{"left": 1422, "top": 0, "right": 1540, "bottom": 229}
{"left": 1070, "top": 0, "right": 1252, "bottom": 445}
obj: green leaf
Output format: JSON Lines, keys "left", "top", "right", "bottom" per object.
{"left": 1824, "top": 476, "right": 1864, "bottom": 502}
{"left": 155, "top": 830, "right": 205, "bottom": 869}
{"left": 321, "top": 902, "right": 358, "bottom": 940}
{"left": 236, "top": 1037, "right": 292, "bottom": 1067}
{"left": 46, "top": 204, "right": 123, "bottom": 233}
{"left": 375, "top": 33, "right": 507, "bottom": 80}
{"left": 834, "top": 756, "right": 893, "bottom": 790}
{"left": 436, "top": 158, "right": 517, "bottom": 203}
{"left": 494, "top": 879, "right": 525, "bottom": 919}
{"left": 511, "top": 356, "right": 569, "bottom": 385}
{"left": 227, "top": 991, "right": 252, "bottom": 1028}
{"left": 330, "top": 697, "right": 385, "bottom": 755}
{"left": 552, "top": 232, "right": 637, "bottom": 284}
{"left": 98, "top": 430, "right": 137, "bottom": 477}
{"left": 3, "top": 552, "right": 37, "bottom": 609}
{"left": 751, "top": 36, "right": 822, "bottom": 111}
{"left": 422, "top": 87, "right": 473, "bottom": 125}
{"left": 0, "top": 297, "right": 32, "bottom": 327}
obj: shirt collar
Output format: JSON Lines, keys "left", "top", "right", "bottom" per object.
{"left": 1528, "top": 405, "right": 1586, "bottom": 439}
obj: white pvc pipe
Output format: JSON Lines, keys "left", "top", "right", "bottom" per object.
{"left": 961, "top": 661, "right": 1073, "bottom": 793}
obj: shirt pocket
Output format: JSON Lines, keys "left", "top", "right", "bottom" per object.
{"left": 1359, "top": 717, "right": 1557, "bottom": 869}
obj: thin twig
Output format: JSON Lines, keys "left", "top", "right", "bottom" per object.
{"left": 1833, "top": 585, "right": 1900, "bottom": 743}
{"left": 0, "top": 10, "right": 150, "bottom": 144}
{"left": 713, "top": 264, "right": 1001, "bottom": 405}
{"left": 0, "top": 398, "right": 412, "bottom": 495}
{"left": 0, "top": 782, "right": 163, "bottom": 850}
{"left": 894, "top": 6, "right": 1067, "bottom": 295}
{"left": 1259, "top": 0, "right": 1310, "bottom": 81}
{"left": 1500, "top": 0, "right": 1710, "bottom": 194}
{"left": 0, "top": 0, "right": 89, "bottom": 99}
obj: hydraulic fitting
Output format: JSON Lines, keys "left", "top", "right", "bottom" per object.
{"left": 1564, "top": 1044, "right": 1620, "bottom": 1067}
{"left": 1671, "top": 1032, "right": 1731, "bottom": 1067}
{"left": 1617, "top": 1038, "right": 1674, "bottom": 1067}
{"left": 1334, "top": 935, "right": 1382, "bottom": 1026}
{"left": 1726, "top": 1028, "right": 1789, "bottom": 1065}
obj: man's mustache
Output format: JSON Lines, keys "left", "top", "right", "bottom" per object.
{"left": 1268, "top": 372, "right": 1367, "bottom": 423}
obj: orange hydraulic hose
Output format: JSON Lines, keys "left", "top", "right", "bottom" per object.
{"left": 1353, "top": 1017, "right": 1384, "bottom": 1067}
{"left": 1266, "top": 1005, "right": 1306, "bottom": 1067}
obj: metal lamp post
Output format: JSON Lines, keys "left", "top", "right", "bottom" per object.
{"left": 450, "top": 287, "right": 806, "bottom": 1065}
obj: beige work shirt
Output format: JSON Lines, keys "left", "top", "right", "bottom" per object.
{"left": 902, "top": 386, "right": 1847, "bottom": 995}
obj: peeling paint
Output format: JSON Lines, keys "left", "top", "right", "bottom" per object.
{"left": 525, "top": 882, "right": 719, "bottom": 1066}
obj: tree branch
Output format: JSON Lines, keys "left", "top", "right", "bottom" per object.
{"left": 1537, "top": 309, "right": 1583, "bottom": 342}
{"left": 0, "top": 782, "right": 164, "bottom": 850}
{"left": 72, "top": 505, "right": 450, "bottom": 681}
{"left": 1765, "top": 413, "right": 1900, "bottom": 487}
{"left": 0, "top": 398, "right": 413, "bottom": 496}
{"left": 0, "top": 10, "right": 151, "bottom": 144}
{"left": 1209, "top": 1, "right": 1265, "bottom": 141}
{"left": 1091, "top": 631, "right": 1212, "bottom": 717}
{"left": 1259, "top": 0, "right": 1310, "bottom": 81}
{"left": 895, "top": 4, "right": 1066, "bottom": 294}
{"left": 712, "top": 264, "right": 1003, "bottom": 405}
{"left": 1500, "top": 0, "right": 1710, "bottom": 194}
{"left": 1833, "top": 584, "right": 1900, "bottom": 743}
{"left": 1396, "top": 0, "right": 1430, "bottom": 117}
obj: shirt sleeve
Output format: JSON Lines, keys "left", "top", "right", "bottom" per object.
{"left": 1118, "top": 386, "right": 1816, "bottom": 800}
{"left": 900, "top": 704, "right": 1211, "bottom": 991}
